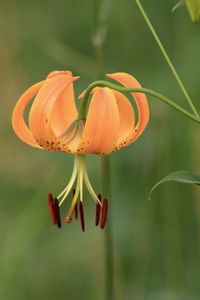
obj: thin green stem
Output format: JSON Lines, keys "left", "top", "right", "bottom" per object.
{"left": 101, "top": 155, "right": 113, "bottom": 300}
{"left": 78, "top": 80, "right": 200, "bottom": 125}
{"left": 135, "top": 0, "right": 200, "bottom": 118}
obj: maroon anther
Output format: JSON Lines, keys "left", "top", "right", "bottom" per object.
{"left": 54, "top": 198, "right": 62, "bottom": 228}
{"left": 48, "top": 193, "right": 57, "bottom": 225}
{"left": 100, "top": 198, "right": 108, "bottom": 229}
{"left": 95, "top": 193, "right": 102, "bottom": 226}
{"left": 79, "top": 201, "right": 85, "bottom": 232}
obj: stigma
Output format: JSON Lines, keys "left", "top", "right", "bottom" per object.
{"left": 47, "top": 155, "right": 108, "bottom": 231}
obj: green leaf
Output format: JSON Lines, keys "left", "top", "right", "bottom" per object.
{"left": 148, "top": 170, "right": 200, "bottom": 200}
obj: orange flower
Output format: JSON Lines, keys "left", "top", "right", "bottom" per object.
{"left": 12, "top": 70, "right": 149, "bottom": 231}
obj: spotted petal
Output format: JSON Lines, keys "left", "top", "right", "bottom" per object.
{"left": 106, "top": 72, "right": 149, "bottom": 150}
{"left": 112, "top": 90, "right": 135, "bottom": 145}
{"left": 80, "top": 87, "right": 120, "bottom": 155}
{"left": 29, "top": 73, "right": 78, "bottom": 149}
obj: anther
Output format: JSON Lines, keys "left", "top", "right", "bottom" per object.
{"left": 95, "top": 193, "right": 102, "bottom": 226}
{"left": 54, "top": 198, "right": 62, "bottom": 228}
{"left": 100, "top": 198, "right": 108, "bottom": 229}
{"left": 48, "top": 193, "right": 57, "bottom": 225}
{"left": 79, "top": 201, "right": 85, "bottom": 232}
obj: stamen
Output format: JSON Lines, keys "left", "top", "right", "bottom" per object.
{"left": 72, "top": 189, "right": 78, "bottom": 219}
{"left": 74, "top": 202, "right": 78, "bottom": 219}
{"left": 54, "top": 198, "right": 62, "bottom": 228}
{"left": 83, "top": 166, "right": 102, "bottom": 205}
{"left": 57, "top": 157, "right": 78, "bottom": 203}
{"left": 48, "top": 193, "right": 57, "bottom": 224}
{"left": 79, "top": 201, "right": 85, "bottom": 232}
{"left": 79, "top": 168, "right": 84, "bottom": 203}
{"left": 100, "top": 198, "right": 108, "bottom": 229}
{"left": 65, "top": 175, "right": 81, "bottom": 221}
{"left": 95, "top": 193, "right": 102, "bottom": 226}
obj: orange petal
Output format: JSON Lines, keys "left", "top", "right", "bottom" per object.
{"left": 12, "top": 81, "right": 44, "bottom": 148}
{"left": 64, "top": 121, "right": 85, "bottom": 154}
{"left": 112, "top": 90, "right": 135, "bottom": 144}
{"left": 49, "top": 81, "right": 78, "bottom": 137}
{"left": 80, "top": 87, "right": 120, "bottom": 155}
{"left": 29, "top": 73, "right": 78, "bottom": 149}
{"left": 106, "top": 72, "right": 149, "bottom": 149}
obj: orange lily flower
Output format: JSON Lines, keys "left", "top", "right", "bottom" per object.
{"left": 12, "top": 70, "right": 149, "bottom": 231}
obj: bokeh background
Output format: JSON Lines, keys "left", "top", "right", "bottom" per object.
{"left": 1, "top": 0, "right": 200, "bottom": 299}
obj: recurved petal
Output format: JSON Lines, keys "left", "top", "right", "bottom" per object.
{"left": 106, "top": 72, "right": 149, "bottom": 149}
{"left": 112, "top": 90, "right": 135, "bottom": 144}
{"left": 49, "top": 80, "right": 78, "bottom": 137}
{"left": 12, "top": 81, "right": 44, "bottom": 148}
{"left": 29, "top": 73, "right": 78, "bottom": 149}
{"left": 80, "top": 87, "right": 120, "bottom": 155}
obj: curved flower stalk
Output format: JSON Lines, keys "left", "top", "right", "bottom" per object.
{"left": 12, "top": 70, "right": 149, "bottom": 231}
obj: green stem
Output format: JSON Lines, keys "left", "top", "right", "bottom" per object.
{"left": 101, "top": 155, "right": 113, "bottom": 300}
{"left": 92, "top": 1, "right": 114, "bottom": 300}
{"left": 135, "top": 0, "right": 200, "bottom": 118}
{"left": 78, "top": 80, "right": 200, "bottom": 125}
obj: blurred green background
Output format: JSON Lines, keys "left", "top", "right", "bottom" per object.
{"left": 1, "top": 0, "right": 200, "bottom": 299}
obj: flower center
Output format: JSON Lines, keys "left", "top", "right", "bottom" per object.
{"left": 47, "top": 155, "right": 108, "bottom": 231}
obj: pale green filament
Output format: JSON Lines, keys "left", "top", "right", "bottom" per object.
{"left": 83, "top": 167, "right": 102, "bottom": 205}
{"left": 57, "top": 155, "right": 101, "bottom": 208}
{"left": 58, "top": 158, "right": 78, "bottom": 205}
{"left": 79, "top": 167, "right": 84, "bottom": 203}
{"left": 70, "top": 173, "right": 80, "bottom": 208}
{"left": 57, "top": 157, "right": 78, "bottom": 199}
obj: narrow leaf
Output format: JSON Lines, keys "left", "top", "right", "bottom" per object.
{"left": 148, "top": 170, "right": 200, "bottom": 200}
